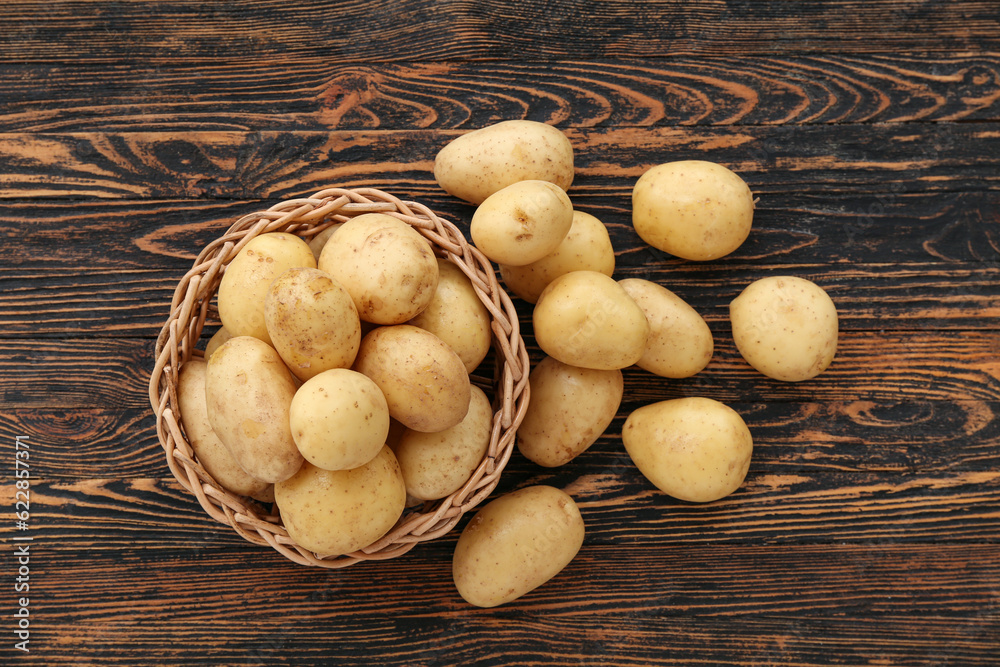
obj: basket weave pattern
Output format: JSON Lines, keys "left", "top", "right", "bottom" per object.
{"left": 148, "top": 187, "right": 530, "bottom": 568}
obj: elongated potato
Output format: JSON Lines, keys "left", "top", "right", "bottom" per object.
{"left": 471, "top": 180, "right": 574, "bottom": 267}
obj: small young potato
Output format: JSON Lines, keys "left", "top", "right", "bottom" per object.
{"left": 618, "top": 278, "right": 714, "bottom": 379}
{"left": 622, "top": 397, "right": 753, "bottom": 503}
{"left": 632, "top": 160, "right": 754, "bottom": 261}
{"left": 264, "top": 267, "right": 362, "bottom": 381}
{"left": 516, "top": 356, "right": 623, "bottom": 468}
{"left": 289, "top": 368, "right": 390, "bottom": 472}
{"left": 275, "top": 447, "right": 406, "bottom": 556}
{"left": 218, "top": 232, "right": 316, "bottom": 345}
{"left": 394, "top": 386, "right": 493, "bottom": 501}
{"left": 177, "top": 359, "right": 274, "bottom": 501}
{"left": 499, "top": 210, "right": 616, "bottom": 304}
{"left": 730, "top": 276, "right": 838, "bottom": 382}
{"left": 204, "top": 326, "right": 233, "bottom": 360}
{"left": 533, "top": 270, "right": 650, "bottom": 370}
{"left": 353, "top": 325, "right": 471, "bottom": 433}
{"left": 470, "top": 180, "right": 574, "bottom": 267}
{"left": 318, "top": 213, "right": 439, "bottom": 325}
{"left": 306, "top": 222, "right": 342, "bottom": 261}
{"left": 205, "top": 336, "right": 304, "bottom": 484}
{"left": 452, "top": 485, "right": 585, "bottom": 608}
{"left": 407, "top": 259, "right": 493, "bottom": 373}
{"left": 434, "top": 119, "right": 574, "bottom": 205}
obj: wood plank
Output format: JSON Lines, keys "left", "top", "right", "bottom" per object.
{"left": 3, "top": 54, "right": 1000, "bottom": 132}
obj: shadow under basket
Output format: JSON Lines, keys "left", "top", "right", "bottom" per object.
{"left": 148, "top": 187, "right": 531, "bottom": 568}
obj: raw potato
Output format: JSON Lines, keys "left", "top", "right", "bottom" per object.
{"left": 516, "top": 356, "right": 623, "bottom": 468}
{"left": 394, "top": 386, "right": 493, "bottom": 501}
{"left": 622, "top": 397, "right": 753, "bottom": 503}
{"left": 533, "top": 270, "right": 650, "bottom": 370}
{"left": 307, "top": 223, "right": 342, "bottom": 261}
{"left": 500, "top": 210, "right": 616, "bottom": 304}
{"left": 407, "top": 259, "right": 493, "bottom": 373}
{"left": 177, "top": 359, "right": 273, "bottom": 501}
{"left": 353, "top": 325, "right": 471, "bottom": 433}
{"left": 204, "top": 326, "right": 233, "bottom": 360}
{"left": 318, "top": 213, "right": 439, "bottom": 325}
{"left": 471, "top": 180, "right": 574, "bottom": 266}
{"left": 218, "top": 232, "right": 316, "bottom": 345}
{"left": 618, "top": 278, "right": 714, "bottom": 379}
{"left": 289, "top": 369, "right": 390, "bottom": 471}
{"left": 730, "top": 276, "right": 838, "bottom": 382}
{"left": 452, "top": 485, "right": 585, "bottom": 608}
{"left": 264, "top": 267, "right": 362, "bottom": 380}
{"left": 205, "top": 336, "right": 304, "bottom": 484}
{"left": 275, "top": 447, "right": 406, "bottom": 556}
{"left": 632, "top": 160, "right": 754, "bottom": 261}
{"left": 434, "top": 119, "right": 575, "bottom": 205}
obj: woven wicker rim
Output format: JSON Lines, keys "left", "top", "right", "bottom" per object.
{"left": 148, "top": 187, "right": 531, "bottom": 568}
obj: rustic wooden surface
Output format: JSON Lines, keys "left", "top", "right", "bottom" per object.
{"left": 2, "top": 1, "right": 999, "bottom": 664}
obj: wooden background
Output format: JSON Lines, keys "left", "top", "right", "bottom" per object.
{"left": 2, "top": 1, "right": 999, "bottom": 664}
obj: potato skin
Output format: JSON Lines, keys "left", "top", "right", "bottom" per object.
{"left": 632, "top": 160, "right": 754, "bottom": 261}
{"left": 516, "top": 356, "right": 623, "bottom": 467}
{"left": 500, "top": 210, "right": 616, "bottom": 304}
{"left": 452, "top": 485, "right": 585, "bottom": 608}
{"left": 177, "top": 359, "right": 273, "bottom": 501}
{"left": 434, "top": 120, "right": 574, "bottom": 205}
{"left": 275, "top": 447, "right": 406, "bottom": 556}
{"left": 218, "top": 232, "right": 316, "bottom": 345}
{"left": 204, "top": 326, "right": 233, "bottom": 360}
{"left": 471, "top": 180, "right": 574, "bottom": 267}
{"left": 622, "top": 397, "right": 753, "bottom": 503}
{"left": 729, "top": 276, "right": 838, "bottom": 382}
{"left": 618, "top": 278, "right": 714, "bottom": 379}
{"left": 205, "top": 336, "right": 304, "bottom": 483}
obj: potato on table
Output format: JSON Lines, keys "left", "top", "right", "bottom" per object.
{"left": 471, "top": 179, "right": 574, "bottom": 267}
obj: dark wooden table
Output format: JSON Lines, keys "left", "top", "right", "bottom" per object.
{"left": 2, "top": 1, "right": 999, "bottom": 664}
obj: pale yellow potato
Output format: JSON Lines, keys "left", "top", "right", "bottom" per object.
{"left": 407, "top": 259, "right": 492, "bottom": 373}
{"left": 632, "top": 160, "right": 754, "bottom": 261}
{"left": 622, "top": 397, "right": 753, "bottom": 503}
{"left": 434, "top": 120, "right": 574, "bottom": 205}
{"left": 177, "top": 359, "right": 273, "bottom": 501}
{"left": 499, "top": 210, "right": 616, "bottom": 304}
{"left": 730, "top": 276, "right": 838, "bottom": 382}
{"left": 516, "top": 356, "right": 623, "bottom": 468}
{"left": 307, "top": 222, "right": 343, "bottom": 261}
{"left": 204, "top": 326, "right": 232, "bottom": 360}
{"left": 533, "top": 270, "right": 649, "bottom": 370}
{"left": 618, "top": 279, "right": 714, "bottom": 379}
{"left": 395, "top": 386, "right": 493, "bottom": 501}
{"left": 275, "top": 447, "right": 406, "bottom": 556}
{"left": 217, "top": 232, "right": 316, "bottom": 345}
{"left": 353, "top": 325, "right": 471, "bottom": 433}
{"left": 205, "top": 336, "right": 304, "bottom": 483}
{"left": 452, "top": 485, "right": 585, "bottom": 608}
{"left": 264, "top": 267, "right": 362, "bottom": 381}
{"left": 289, "top": 368, "right": 390, "bottom": 472}
{"left": 318, "top": 213, "right": 439, "bottom": 325}
{"left": 470, "top": 180, "right": 574, "bottom": 267}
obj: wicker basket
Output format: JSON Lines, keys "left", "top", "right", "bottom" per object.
{"left": 148, "top": 187, "right": 530, "bottom": 568}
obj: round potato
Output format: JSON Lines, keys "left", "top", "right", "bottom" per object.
{"left": 533, "top": 270, "right": 650, "bottom": 370}
{"left": 632, "top": 160, "right": 754, "bottom": 261}
{"left": 275, "top": 447, "right": 406, "bottom": 556}
{"left": 516, "top": 356, "right": 623, "bottom": 467}
{"left": 289, "top": 369, "right": 390, "bottom": 472}
{"left": 394, "top": 386, "right": 493, "bottom": 501}
{"left": 353, "top": 325, "right": 471, "bottom": 433}
{"left": 452, "top": 485, "right": 585, "bottom": 608}
{"left": 622, "top": 397, "right": 753, "bottom": 503}
{"left": 730, "top": 276, "right": 838, "bottom": 382}
{"left": 499, "top": 210, "right": 616, "bottom": 304}
{"left": 177, "top": 359, "right": 273, "bottom": 501}
{"left": 205, "top": 336, "right": 304, "bottom": 483}
{"left": 618, "top": 278, "right": 714, "bottom": 379}
{"left": 218, "top": 232, "right": 316, "bottom": 345}
{"left": 434, "top": 120, "right": 574, "bottom": 205}
{"left": 264, "top": 267, "right": 362, "bottom": 381}
{"left": 470, "top": 180, "right": 574, "bottom": 267}
{"left": 204, "top": 326, "right": 233, "bottom": 360}
{"left": 407, "top": 259, "right": 493, "bottom": 373}
{"left": 318, "top": 213, "right": 439, "bottom": 325}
